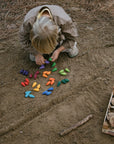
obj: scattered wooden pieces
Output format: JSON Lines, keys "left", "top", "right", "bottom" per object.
{"left": 109, "top": 116, "right": 114, "bottom": 127}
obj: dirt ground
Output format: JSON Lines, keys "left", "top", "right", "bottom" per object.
{"left": 0, "top": 0, "right": 114, "bottom": 144}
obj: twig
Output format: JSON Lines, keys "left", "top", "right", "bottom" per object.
{"left": 21, "top": 1, "right": 47, "bottom": 10}
{"left": 14, "top": 15, "right": 23, "bottom": 21}
{"left": 0, "top": 30, "right": 18, "bottom": 41}
{"left": 4, "top": 10, "right": 10, "bottom": 26}
{"left": 5, "top": 10, "right": 10, "bottom": 19}
{"left": 59, "top": 114, "right": 93, "bottom": 136}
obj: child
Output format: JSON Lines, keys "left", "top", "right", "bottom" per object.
{"left": 19, "top": 5, "right": 79, "bottom": 65}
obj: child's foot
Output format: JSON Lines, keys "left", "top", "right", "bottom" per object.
{"left": 29, "top": 54, "right": 35, "bottom": 61}
{"left": 67, "top": 46, "right": 79, "bottom": 58}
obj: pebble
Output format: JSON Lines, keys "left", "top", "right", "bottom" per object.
{"left": 60, "top": 72, "right": 67, "bottom": 76}
{"left": 43, "top": 71, "right": 47, "bottom": 74}
{"left": 23, "top": 70, "right": 26, "bottom": 75}
{"left": 43, "top": 71, "right": 51, "bottom": 75}
{"left": 29, "top": 74, "right": 33, "bottom": 78}
{"left": 25, "top": 71, "right": 29, "bottom": 76}
{"left": 20, "top": 131, "right": 23, "bottom": 134}
{"left": 39, "top": 65, "right": 45, "bottom": 69}
{"left": 64, "top": 79, "right": 69, "bottom": 82}
{"left": 25, "top": 91, "right": 31, "bottom": 98}
{"left": 61, "top": 79, "right": 67, "bottom": 84}
{"left": 46, "top": 71, "right": 51, "bottom": 75}
{"left": 45, "top": 60, "right": 50, "bottom": 64}
{"left": 32, "top": 82, "right": 37, "bottom": 88}
{"left": 25, "top": 78, "right": 29, "bottom": 83}
{"left": 25, "top": 91, "right": 31, "bottom": 95}
{"left": 47, "top": 87, "right": 54, "bottom": 91}
{"left": 61, "top": 79, "right": 69, "bottom": 84}
{"left": 29, "top": 94, "right": 35, "bottom": 98}
{"left": 52, "top": 62, "right": 56, "bottom": 67}
{"left": 50, "top": 80, "right": 55, "bottom": 85}
{"left": 52, "top": 67, "right": 57, "bottom": 72}
{"left": 49, "top": 58, "right": 52, "bottom": 61}
{"left": 46, "top": 81, "right": 51, "bottom": 86}
{"left": 34, "top": 71, "right": 39, "bottom": 79}
{"left": 43, "top": 74, "right": 48, "bottom": 78}
{"left": 33, "top": 88, "right": 39, "bottom": 92}
{"left": 35, "top": 71, "right": 39, "bottom": 74}
{"left": 46, "top": 91, "right": 52, "bottom": 96}
{"left": 34, "top": 74, "right": 37, "bottom": 80}
{"left": 21, "top": 82, "right": 25, "bottom": 87}
{"left": 49, "top": 78, "right": 55, "bottom": 81}
{"left": 59, "top": 70, "right": 64, "bottom": 74}
{"left": 37, "top": 84, "right": 41, "bottom": 89}
{"left": 20, "top": 69, "right": 24, "bottom": 74}
{"left": 24, "top": 81, "right": 29, "bottom": 85}
{"left": 57, "top": 81, "right": 61, "bottom": 87}
{"left": 42, "top": 90, "right": 52, "bottom": 96}
{"left": 20, "top": 69, "right": 29, "bottom": 76}
{"left": 65, "top": 68, "right": 70, "bottom": 72}
{"left": 42, "top": 90, "right": 48, "bottom": 95}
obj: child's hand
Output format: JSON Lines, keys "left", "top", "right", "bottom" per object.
{"left": 51, "top": 49, "right": 60, "bottom": 62}
{"left": 35, "top": 54, "right": 46, "bottom": 65}
{"left": 51, "top": 46, "right": 65, "bottom": 62}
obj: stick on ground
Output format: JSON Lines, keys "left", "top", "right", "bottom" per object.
{"left": 59, "top": 114, "right": 93, "bottom": 136}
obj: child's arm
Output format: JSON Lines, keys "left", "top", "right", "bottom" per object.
{"left": 35, "top": 53, "right": 46, "bottom": 65}
{"left": 51, "top": 46, "right": 65, "bottom": 62}
{"left": 60, "top": 20, "right": 78, "bottom": 50}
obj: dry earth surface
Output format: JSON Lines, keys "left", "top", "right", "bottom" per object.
{"left": 0, "top": 0, "right": 114, "bottom": 144}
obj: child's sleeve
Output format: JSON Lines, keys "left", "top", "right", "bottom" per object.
{"left": 60, "top": 20, "right": 78, "bottom": 50}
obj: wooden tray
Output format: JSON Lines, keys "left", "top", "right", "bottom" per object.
{"left": 102, "top": 91, "right": 114, "bottom": 136}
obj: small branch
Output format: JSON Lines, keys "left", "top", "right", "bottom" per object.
{"left": 4, "top": 10, "right": 10, "bottom": 26}
{"left": 0, "top": 30, "right": 18, "bottom": 41}
{"left": 59, "top": 114, "right": 93, "bottom": 136}
{"left": 14, "top": 15, "right": 22, "bottom": 21}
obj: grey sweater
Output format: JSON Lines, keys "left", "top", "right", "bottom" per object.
{"left": 19, "top": 5, "right": 78, "bottom": 55}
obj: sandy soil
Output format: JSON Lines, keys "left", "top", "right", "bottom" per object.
{"left": 0, "top": 0, "right": 114, "bottom": 144}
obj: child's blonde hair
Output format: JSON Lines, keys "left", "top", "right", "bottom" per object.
{"left": 30, "top": 16, "right": 58, "bottom": 54}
